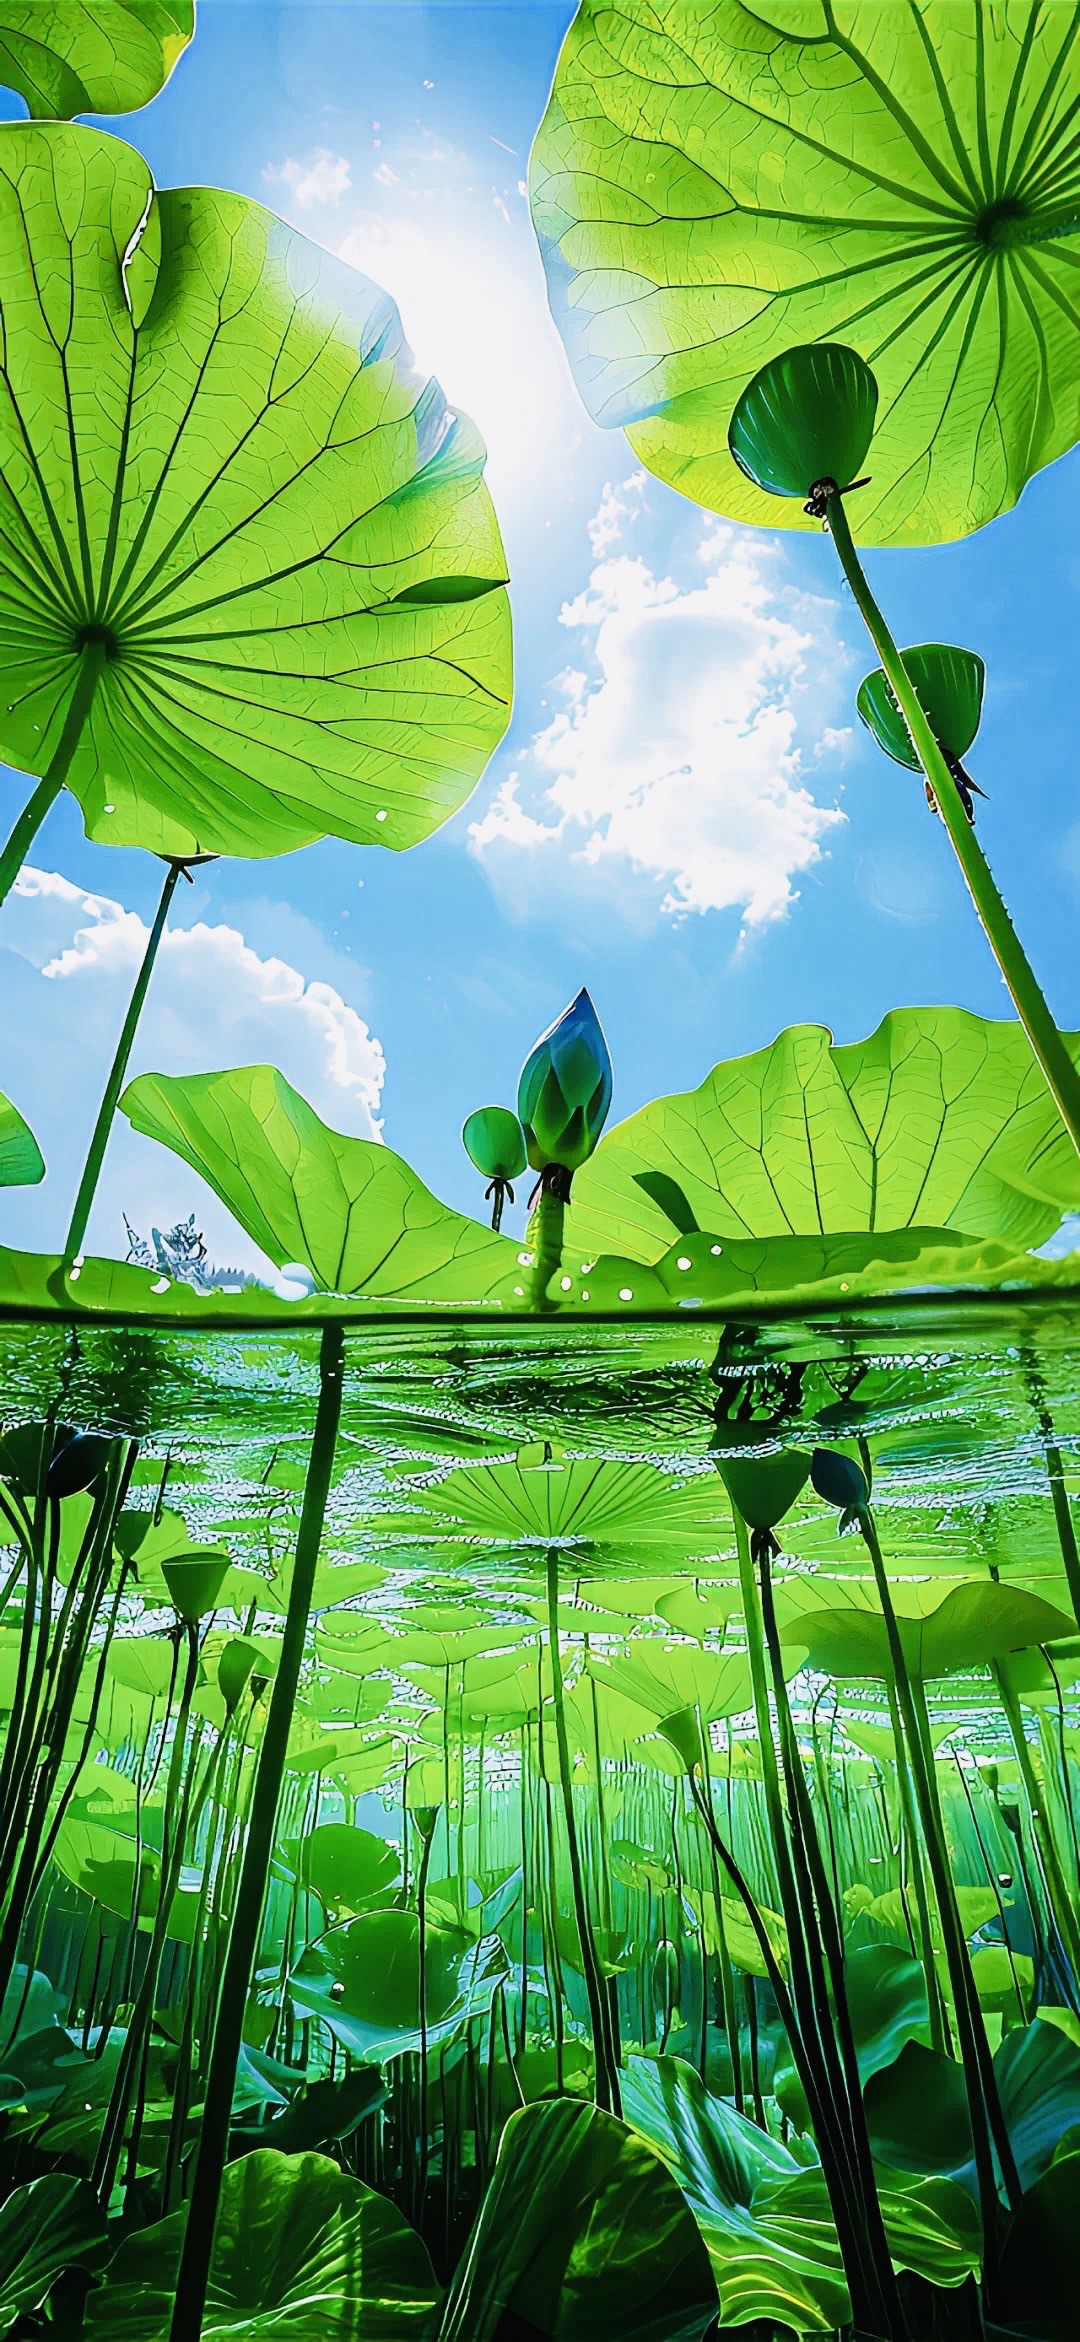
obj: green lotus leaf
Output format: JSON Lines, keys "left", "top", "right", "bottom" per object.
{"left": 843, "top": 1944, "right": 932, "bottom": 2083}
{"left": 0, "top": 120, "right": 509, "bottom": 864}
{"left": 996, "top": 2151, "right": 1080, "bottom": 2330}
{"left": 84, "top": 2148, "right": 439, "bottom": 2340}
{"left": 858, "top": 645, "right": 986, "bottom": 775}
{"left": 0, "top": 1086, "right": 44, "bottom": 1187}
{"left": 866, "top": 2020, "right": 1080, "bottom": 2202}
{"left": 119, "top": 1065, "right": 518, "bottom": 1296}
{"left": 530, "top": 2, "right": 1080, "bottom": 544}
{"left": 596, "top": 1645, "right": 753, "bottom": 1724}
{"left": 0, "top": 2172, "right": 106, "bottom": 2329}
{"left": 0, "top": 3, "right": 193, "bottom": 119}
{"left": 289, "top": 1908, "right": 504, "bottom": 2065}
{"left": 300, "top": 1823, "right": 400, "bottom": 1915}
{"left": 434, "top": 2096, "right": 715, "bottom": 2342}
{"left": 792, "top": 1582, "right": 1075, "bottom": 1682}
{"left": 400, "top": 1455, "right": 725, "bottom": 1558}
{"left": 564, "top": 1008, "right": 1080, "bottom": 1264}
{"left": 620, "top": 2055, "right": 979, "bottom": 2326}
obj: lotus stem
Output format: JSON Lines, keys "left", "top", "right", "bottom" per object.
{"left": 0, "top": 644, "right": 104, "bottom": 914}
{"left": 545, "top": 1546, "right": 621, "bottom": 2116}
{"left": 168, "top": 1321, "right": 346, "bottom": 2342}
{"left": 65, "top": 857, "right": 186, "bottom": 1262}
{"left": 824, "top": 487, "right": 1080, "bottom": 1158}
{"left": 525, "top": 1169, "right": 569, "bottom": 1309}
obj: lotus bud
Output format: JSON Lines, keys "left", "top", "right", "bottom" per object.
{"left": 810, "top": 1446, "right": 870, "bottom": 1534}
{"left": 462, "top": 1105, "right": 527, "bottom": 1231}
{"left": 517, "top": 988, "right": 612, "bottom": 1185}
{"left": 218, "top": 1637, "right": 259, "bottom": 1714}
{"left": 715, "top": 1450, "right": 812, "bottom": 1533}
{"left": 657, "top": 1705, "right": 702, "bottom": 1775}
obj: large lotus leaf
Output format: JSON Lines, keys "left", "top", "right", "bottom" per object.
{"left": 84, "top": 2148, "right": 439, "bottom": 2340}
{"left": 530, "top": 2, "right": 1080, "bottom": 545}
{"left": 300, "top": 1824, "right": 400, "bottom": 1915}
{"left": 434, "top": 2096, "right": 716, "bottom": 2342}
{"left": 655, "top": 1227, "right": 1040, "bottom": 1309}
{"left": 565, "top": 1010, "right": 1080, "bottom": 1264}
{"left": 0, "top": 1087, "right": 43, "bottom": 1186}
{"left": 401, "top": 1455, "right": 725, "bottom": 1556}
{"left": 120, "top": 1066, "right": 518, "bottom": 1296}
{"left": 619, "top": 2056, "right": 978, "bottom": 2328}
{"left": 0, "top": 2172, "right": 106, "bottom": 2330}
{"left": 866, "top": 2020, "right": 1080, "bottom": 2201}
{"left": 844, "top": 1943, "right": 931, "bottom": 2082}
{"left": 0, "top": 4, "right": 193, "bottom": 119}
{"left": 289, "top": 1908, "right": 504, "bottom": 2064}
{"left": 793, "top": 1583, "right": 1075, "bottom": 1682}
{"left": 595, "top": 1645, "right": 754, "bottom": 1723}
{"left": 0, "top": 121, "right": 510, "bottom": 861}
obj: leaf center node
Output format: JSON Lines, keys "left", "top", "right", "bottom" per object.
{"left": 73, "top": 621, "right": 121, "bottom": 661}
{"left": 972, "top": 196, "right": 1029, "bottom": 249}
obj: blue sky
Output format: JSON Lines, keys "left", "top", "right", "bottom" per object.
{"left": 2, "top": 1, "right": 1079, "bottom": 1278}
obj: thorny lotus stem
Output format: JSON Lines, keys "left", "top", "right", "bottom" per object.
{"left": 65, "top": 858, "right": 187, "bottom": 1262}
{"left": 168, "top": 1322, "right": 345, "bottom": 2342}
{"left": 825, "top": 487, "right": 1080, "bottom": 1159}
{"left": 0, "top": 645, "right": 104, "bottom": 914}
{"left": 526, "top": 1168, "right": 570, "bottom": 1309}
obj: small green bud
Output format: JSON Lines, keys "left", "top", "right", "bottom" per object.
{"left": 161, "top": 1550, "right": 231, "bottom": 1623}
{"left": 728, "top": 342, "right": 878, "bottom": 502}
{"left": 462, "top": 1105, "right": 527, "bottom": 1182}
{"left": 517, "top": 988, "right": 612, "bottom": 1176}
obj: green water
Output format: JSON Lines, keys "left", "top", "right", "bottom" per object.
{"left": 1, "top": 1293, "right": 1078, "bottom": 2339}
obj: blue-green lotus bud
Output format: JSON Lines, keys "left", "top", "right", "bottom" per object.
{"left": 517, "top": 989, "right": 612, "bottom": 1178}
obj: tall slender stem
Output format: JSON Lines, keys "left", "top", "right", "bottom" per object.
{"left": 168, "top": 1323, "right": 345, "bottom": 2342}
{"left": 0, "top": 647, "right": 104, "bottom": 913}
{"left": 545, "top": 1546, "right": 620, "bottom": 2116}
{"left": 65, "top": 859, "right": 185, "bottom": 1260}
{"left": 825, "top": 488, "right": 1080, "bottom": 1156}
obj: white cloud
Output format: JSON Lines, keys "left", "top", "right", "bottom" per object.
{"left": 3, "top": 870, "right": 385, "bottom": 1270}
{"left": 470, "top": 518, "right": 848, "bottom": 931}
{"left": 263, "top": 148, "right": 352, "bottom": 208}
{"left": 588, "top": 470, "right": 646, "bottom": 556}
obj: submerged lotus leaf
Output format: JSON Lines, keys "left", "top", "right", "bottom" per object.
{"left": 0, "top": 121, "right": 510, "bottom": 860}
{"left": 793, "top": 1582, "right": 1075, "bottom": 1682}
{"left": 564, "top": 1008, "right": 1080, "bottom": 1264}
{"left": 119, "top": 1065, "right": 518, "bottom": 1297}
{"left": 0, "top": 3, "right": 193, "bottom": 119}
{"left": 0, "top": 2172, "right": 106, "bottom": 2327}
{"left": 84, "top": 2147, "right": 439, "bottom": 2339}
{"left": 435, "top": 2095, "right": 715, "bottom": 2342}
{"left": 400, "top": 1456, "right": 724, "bottom": 1558}
{"left": 858, "top": 645, "right": 985, "bottom": 775}
{"left": 620, "top": 2054, "right": 979, "bottom": 2326}
{"left": 530, "top": 2, "right": 1080, "bottom": 545}
{"left": 0, "top": 1086, "right": 44, "bottom": 1186}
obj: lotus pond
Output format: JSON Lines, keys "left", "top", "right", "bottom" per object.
{"left": 0, "top": 1288, "right": 1079, "bottom": 2342}
{"left": 1, "top": 0, "right": 1079, "bottom": 2338}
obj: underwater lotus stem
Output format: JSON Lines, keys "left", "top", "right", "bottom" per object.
{"left": 415, "top": 1800, "right": 438, "bottom": 2215}
{"left": 755, "top": 1533, "right": 911, "bottom": 2342}
{"left": 696, "top": 1752, "right": 745, "bottom": 2114}
{"left": 65, "top": 856, "right": 189, "bottom": 1262}
{"left": 744, "top": 1519, "right": 909, "bottom": 2340}
{"left": 92, "top": 1616, "right": 202, "bottom": 2201}
{"left": 823, "top": 486, "right": 1080, "bottom": 1157}
{"left": 858, "top": 1506, "right": 1022, "bottom": 2241}
{"left": 167, "top": 1321, "right": 345, "bottom": 2342}
{"left": 545, "top": 1547, "right": 621, "bottom": 2116}
{"left": 992, "top": 1659, "right": 1080, "bottom": 1987}
{"left": 730, "top": 1513, "right": 869, "bottom": 2199}
{"left": 1019, "top": 1349, "right": 1080, "bottom": 1633}
{"left": 0, "top": 641, "right": 105, "bottom": 914}
{"left": 525, "top": 1164, "right": 571, "bottom": 1310}
{"left": 884, "top": 1678, "right": 950, "bottom": 2055}
{"left": 683, "top": 1750, "right": 893, "bottom": 2333}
